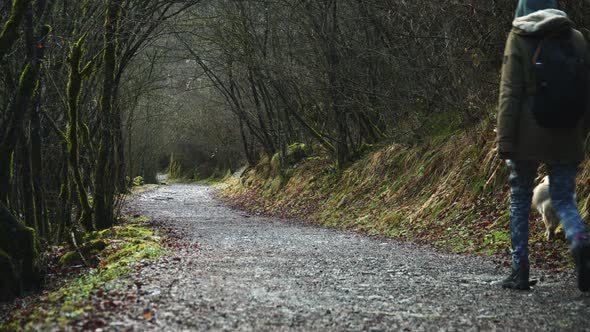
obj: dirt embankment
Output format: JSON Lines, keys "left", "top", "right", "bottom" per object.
{"left": 220, "top": 125, "right": 590, "bottom": 270}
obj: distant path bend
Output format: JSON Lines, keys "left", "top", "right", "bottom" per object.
{"left": 114, "top": 183, "right": 590, "bottom": 331}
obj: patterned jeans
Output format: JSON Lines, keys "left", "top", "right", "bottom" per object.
{"left": 507, "top": 160, "right": 589, "bottom": 268}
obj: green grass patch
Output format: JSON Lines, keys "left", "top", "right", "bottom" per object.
{"left": 482, "top": 229, "right": 511, "bottom": 254}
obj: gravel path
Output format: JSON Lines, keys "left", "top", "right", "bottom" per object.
{"left": 110, "top": 184, "right": 590, "bottom": 331}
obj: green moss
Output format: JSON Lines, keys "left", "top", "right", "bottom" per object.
{"left": 286, "top": 143, "right": 308, "bottom": 165}
{"left": 59, "top": 239, "right": 108, "bottom": 267}
{"left": 269, "top": 144, "right": 309, "bottom": 177}
{"left": 84, "top": 224, "right": 152, "bottom": 242}
{"left": 0, "top": 0, "right": 29, "bottom": 61}
{"left": 132, "top": 176, "right": 144, "bottom": 186}
{"left": 270, "top": 152, "right": 281, "bottom": 175}
{"left": 58, "top": 251, "right": 80, "bottom": 267}
{"left": 102, "top": 241, "right": 167, "bottom": 267}
{"left": 66, "top": 33, "right": 93, "bottom": 233}
{"left": 9, "top": 151, "right": 14, "bottom": 178}
{"left": 483, "top": 229, "right": 511, "bottom": 254}
{"left": 2, "top": 222, "right": 169, "bottom": 330}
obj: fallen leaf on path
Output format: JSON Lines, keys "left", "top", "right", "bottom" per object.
{"left": 142, "top": 309, "right": 154, "bottom": 320}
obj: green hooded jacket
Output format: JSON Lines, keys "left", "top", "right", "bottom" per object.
{"left": 497, "top": 9, "right": 590, "bottom": 163}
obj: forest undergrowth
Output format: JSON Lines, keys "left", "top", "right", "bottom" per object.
{"left": 220, "top": 119, "right": 590, "bottom": 272}
{"left": 0, "top": 193, "right": 170, "bottom": 331}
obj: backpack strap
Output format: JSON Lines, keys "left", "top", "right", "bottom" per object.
{"left": 531, "top": 32, "right": 562, "bottom": 65}
{"left": 532, "top": 38, "right": 547, "bottom": 65}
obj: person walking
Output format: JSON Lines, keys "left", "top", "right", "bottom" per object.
{"left": 497, "top": 0, "right": 590, "bottom": 291}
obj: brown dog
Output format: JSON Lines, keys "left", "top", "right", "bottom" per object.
{"left": 532, "top": 176, "right": 561, "bottom": 241}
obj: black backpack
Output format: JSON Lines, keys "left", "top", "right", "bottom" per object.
{"left": 531, "top": 29, "right": 588, "bottom": 129}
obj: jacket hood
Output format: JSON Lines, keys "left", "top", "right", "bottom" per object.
{"left": 512, "top": 9, "right": 573, "bottom": 35}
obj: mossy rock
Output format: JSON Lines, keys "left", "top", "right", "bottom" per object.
{"left": 83, "top": 239, "right": 108, "bottom": 254}
{"left": 133, "top": 176, "right": 145, "bottom": 186}
{"left": 59, "top": 251, "right": 81, "bottom": 267}
{"left": 267, "top": 144, "right": 309, "bottom": 178}
{"left": 0, "top": 219, "right": 37, "bottom": 263}
{"left": 286, "top": 143, "right": 308, "bottom": 165}
{"left": 270, "top": 144, "right": 310, "bottom": 175}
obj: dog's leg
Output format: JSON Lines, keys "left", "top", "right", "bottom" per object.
{"left": 541, "top": 203, "right": 555, "bottom": 241}
{"left": 542, "top": 214, "right": 554, "bottom": 241}
{"left": 545, "top": 206, "right": 560, "bottom": 241}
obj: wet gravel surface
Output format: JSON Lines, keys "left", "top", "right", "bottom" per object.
{"left": 109, "top": 184, "right": 590, "bottom": 331}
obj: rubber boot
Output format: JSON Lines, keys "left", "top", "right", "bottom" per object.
{"left": 572, "top": 243, "right": 590, "bottom": 292}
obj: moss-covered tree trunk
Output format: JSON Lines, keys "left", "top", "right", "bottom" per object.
{"left": 21, "top": 0, "right": 48, "bottom": 237}
{"left": 0, "top": 0, "right": 28, "bottom": 62}
{"left": 0, "top": 1, "right": 43, "bottom": 301}
{"left": 58, "top": 148, "right": 73, "bottom": 241}
{"left": 0, "top": 202, "right": 40, "bottom": 302}
{"left": 31, "top": 91, "right": 47, "bottom": 238}
{"left": 0, "top": 65, "right": 36, "bottom": 206}
{"left": 110, "top": 75, "right": 127, "bottom": 192}
{"left": 29, "top": 19, "right": 51, "bottom": 239}
{"left": 94, "top": 0, "right": 121, "bottom": 230}
{"left": 114, "top": 104, "right": 126, "bottom": 192}
{"left": 0, "top": 0, "right": 33, "bottom": 205}
{"left": 66, "top": 35, "right": 94, "bottom": 232}
{"left": 19, "top": 135, "right": 37, "bottom": 230}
